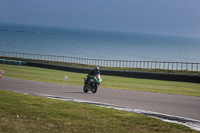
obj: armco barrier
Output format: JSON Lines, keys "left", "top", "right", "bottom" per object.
{"left": 1, "top": 51, "right": 200, "bottom": 72}
{"left": 25, "top": 62, "right": 200, "bottom": 83}
{"left": 0, "top": 59, "right": 24, "bottom": 65}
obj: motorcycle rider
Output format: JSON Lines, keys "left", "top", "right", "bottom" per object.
{"left": 84, "top": 66, "right": 100, "bottom": 86}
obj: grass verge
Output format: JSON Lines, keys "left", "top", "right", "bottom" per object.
{"left": 0, "top": 90, "right": 197, "bottom": 132}
{"left": 0, "top": 64, "right": 200, "bottom": 96}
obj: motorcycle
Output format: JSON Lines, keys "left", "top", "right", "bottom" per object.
{"left": 83, "top": 74, "right": 102, "bottom": 93}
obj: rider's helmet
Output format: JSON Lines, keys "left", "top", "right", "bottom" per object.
{"left": 94, "top": 66, "right": 99, "bottom": 73}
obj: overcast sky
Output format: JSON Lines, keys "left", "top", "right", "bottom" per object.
{"left": 0, "top": 0, "right": 200, "bottom": 37}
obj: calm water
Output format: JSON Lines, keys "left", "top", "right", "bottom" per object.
{"left": 0, "top": 23, "right": 200, "bottom": 62}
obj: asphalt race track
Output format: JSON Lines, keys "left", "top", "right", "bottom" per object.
{"left": 0, "top": 77, "right": 200, "bottom": 121}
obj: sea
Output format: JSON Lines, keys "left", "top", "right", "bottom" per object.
{"left": 0, "top": 23, "right": 200, "bottom": 63}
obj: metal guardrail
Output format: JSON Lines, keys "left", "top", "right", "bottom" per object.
{"left": 0, "top": 51, "right": 199, "bottom": 72}
{"left": 0, "top": 59, "right": 24, "bottom": 65}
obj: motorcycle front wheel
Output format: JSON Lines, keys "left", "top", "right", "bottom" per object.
{"left": 92, "top": 83, "right": 98, "bottom": 94}
{"left": 83, "top": 85, "right": 88, "bottom": 93}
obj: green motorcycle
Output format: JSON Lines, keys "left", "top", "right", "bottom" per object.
{"left": 83, "top": 74, "right": 102, "bottom": 93}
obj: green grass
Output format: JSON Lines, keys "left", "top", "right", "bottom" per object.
{"left": 0, "top": 90, "right": 197, "bottom": 132}
{"left": 1, "top": 64, "right": 200, "bottom": 96}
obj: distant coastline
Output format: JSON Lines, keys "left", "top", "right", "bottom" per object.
{"left": 1, "top": 23, "right": 200, "bottom": 63}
